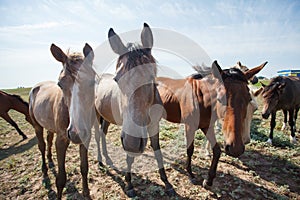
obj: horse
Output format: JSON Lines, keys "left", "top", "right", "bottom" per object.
{"left": 193, "top": 61, "right": 260, "bottom": 155}
{"left": 66, "top": 23, "right": 175, "bottom": 197}
{"left": 0, "top": 90, "right": 32, "bottom": 139}
{"left": 29, "top": 43, "right": 94, "bottom": 199}
{"left": 255, "top": 76, "right": 300, "bottom": 144}
{"left": 156, "top": 61, "right": 267, "bottom": 187}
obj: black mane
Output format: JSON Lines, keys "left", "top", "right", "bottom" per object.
{"left": 222, "top": 68, "right": 248, "bottom": 83}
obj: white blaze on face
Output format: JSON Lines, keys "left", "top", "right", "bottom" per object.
{"left": 68, "top": 82, "right": 80, "bottom": 133}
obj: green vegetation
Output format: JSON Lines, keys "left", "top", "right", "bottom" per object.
{"left": 0, "top": 87, "right": 299, "bottom": 200}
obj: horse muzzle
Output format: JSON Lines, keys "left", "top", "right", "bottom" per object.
{"left": 67, "top": 125, "right": 82, "bottom": 144}
{"left": 121, "top": 132, "right": 148, "bottom": 156}
{"left": 225, "top": 143, "right": 245, "bottom": 158}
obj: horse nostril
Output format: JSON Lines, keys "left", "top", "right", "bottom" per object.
{"left": 225, "top": 145, "right": 230, "bottom": 152}
{"left": 262, "top": 113, "right": 268, "bottom": 119}
{"left": 67, "top": 130, "right": 71, "bottom": 139}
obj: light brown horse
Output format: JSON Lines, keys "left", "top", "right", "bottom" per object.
{"left": 256, "top": 76, "right": 300, "bottom": 144}
{"left": 0, "top": 90, "right": 32, "bottom": 139}
{"left": 156, "top": 61, "right": 267, "bottom": 187}
{"left": 29, "top": 43, "right": 94, "bottom": 199}
{"left": 67, "top": 23, "right": 175, "bottom": 197}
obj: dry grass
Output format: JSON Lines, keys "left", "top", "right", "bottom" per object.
{"left": 0, "top": 88, "right": 299, "bottom": 200}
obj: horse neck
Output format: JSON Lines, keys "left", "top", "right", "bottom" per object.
{"left": 10, "top": 95, "right": 29, "bottom": 117}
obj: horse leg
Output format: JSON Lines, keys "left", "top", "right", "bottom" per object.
{"left": 281, "top": 110, "right": 288, "bottom": 131}
{"left": 55, "top": 136, "right": 69, "bottom": 199}
{"left": 185, "top": 125, "right": 196, "bottom": 183}
{"left": 1, "top": 112, "right": 27, "bottom": 139}
{"left": 150, "top": 134, "right": 175, "bottom": 195}
{"left": 94, "top": 122, "right": 103, "bottom": 166}
{"left": 34, "top": 125, "right": 47, "bottom": 176}
{"left": 101, "top": 119, "right": 112, "bottom": 165}
{"left": 202, "top": 127, "right": 221, "bottom": 188}
{"left": 125, "top": 155, "right": 136, "bottom": 197}
{"left": 294, "top": 108, "right": 299, "bottom": 132}
{"left": 80, "top": 144, "right": 90, "bottom": 198}
{"left": 288, "top": 109, "right": 296, "bottom": 144}
{"left": 267, "top": 112, "right": 276, "bottom": 145}
{"left": 47, "top": 131, "right": 55, "bottom": 168}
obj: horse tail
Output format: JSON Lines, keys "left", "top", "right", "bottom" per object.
{"left": 28, "top": 86, "right": 41, "bottom": 128}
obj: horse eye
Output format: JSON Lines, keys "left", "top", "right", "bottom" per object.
{"left": 57, "top": 82, "right": 63, "bottom": 89}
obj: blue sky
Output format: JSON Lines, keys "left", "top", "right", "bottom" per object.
{"left": 1, "top": 0, "right": 300, "bottom": 89}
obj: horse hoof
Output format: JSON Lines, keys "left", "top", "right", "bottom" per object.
{"left": 203, "top": 179, "right": 212, "bottom": 189}
{"left": 48, "top": 161, "right": 55, "bottom": 168}
{"left": 266, "top": 138, "right": 273, "bottom": 145}
{"left": 189, "top": 177, "right": 197, "bottom": 185}
{"left": 290, "top": 136, "right": 297, "bottom": 144}
{"left": 83, "top": 191, "right": 91, "bottom": 200}
{"left": 166, "top": 187, "right": 176, "bottom": 196}
{"left": 126, "top": 189, "right": 136, "bottom": 198}
{"left": 98, "top": 161, "right": 104, "bottom": 167}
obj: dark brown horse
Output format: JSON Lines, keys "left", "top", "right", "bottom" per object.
{"left": 258, "top": 76, "right": 300, "bottom": 144}
{"left": 29, "top": 43, "right": 94, "bottom": 199}
{"left": 0, "top": 90, "right": 32, "bottom": 139}
{"left": 156, "top": 61, "right": 267, "bottom": 187}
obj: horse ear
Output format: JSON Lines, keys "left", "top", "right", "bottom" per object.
{"left": 83, "top": 43, "right": 94, "bottom": 62}
{"left": 50, "top": 44, "right": 67, "bottom": 63}
{"left": 141, "top": 23, "right": 153, "bottom": 49}
{"left": 108, "top": 28, "right": 127, "bottom": 55}
{"left": 244, "top": 61, "right": 268, "bottom": 80}
{"left": 212, "top": 60, "right": 223, "bottom": 82}
{"left": 237, "top": 61, "right": 242, "bottom": 67}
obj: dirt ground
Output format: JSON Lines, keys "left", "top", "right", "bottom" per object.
{"left": 0, "top": 90, "right": 299, "bottom": 199}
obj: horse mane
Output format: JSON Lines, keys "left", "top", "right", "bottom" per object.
{"left": 191, "top": 63, "right": 212, "bottom": 79}
{"left": 65, "top": 51, "right": 84, "bottom": 78}
{"left": 116, "top": 42, "right": 157, "bottom": 76}
{"left": 10, "top": 93, "right": 29, "bottom": 107}
{"left": 222, "top": 68, "right": 248, "bottom": 83}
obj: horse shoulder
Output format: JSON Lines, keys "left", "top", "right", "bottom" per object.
{"left": 178, "top": 78, "right": 201, "bottom": 123}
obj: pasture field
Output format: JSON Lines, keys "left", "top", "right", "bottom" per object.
{"left": 0, "top": 87, "right": 299, "bottom": 199}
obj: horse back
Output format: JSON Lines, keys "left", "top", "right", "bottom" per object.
{"left": 279, "top": 77, "right": 300, "bottom": 109}
{"left": 29, "top": 81, "right": 69, "bottom": 133}
{"left": 95, "top": 74, "right": 123, "bottom": 125}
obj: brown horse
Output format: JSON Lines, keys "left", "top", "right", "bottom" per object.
{"left": 29, "top": 43, "right": 94, "bottom": 199}
{"left": 257, "top": 76, "right": 300, "bottom": 144}
{"left": 0, "top": 90, "right": 32, "bottom": 139}
{"left": 67, "top": 23, "right": 175, "bottom": 197}
{"left": 156, "top": 61, "right": 267, "bottom": 187}
{"left": 194, "top": 61, "right": 260, "bottom": 147}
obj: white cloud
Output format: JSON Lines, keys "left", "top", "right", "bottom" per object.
{"left": 0, "top": 21, "right": 72, "bottom": 32}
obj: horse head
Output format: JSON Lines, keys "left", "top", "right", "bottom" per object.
{"left": 108, "top": 23, "right": 157, "bottom": 155}
{"left": 50, "top": 43, "right": 95, "bottom": 146}
{"left": 212, "top": 61, "right": 267, "bottom": 157}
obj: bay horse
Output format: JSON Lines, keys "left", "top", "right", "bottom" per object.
{"left": 194, "top": 61, "right": 260, "bottom": 146}
{"left": 0, "top": 90, "right": 32, "bottom": 139}
{"left": 156, "top": 61, "right": 267, "bottom": 187}
{"left": 257, "top": 76, "right": 300, "bottom": 144}
{"left": 29, "top": 43, "right": 94, "bottom": 199}
{"left": 67, "top": 23, "right": 175, "bottom": 197}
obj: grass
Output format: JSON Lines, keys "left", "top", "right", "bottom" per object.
{"left": 0, "top": 87, "right": 299, "bottom": 200}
